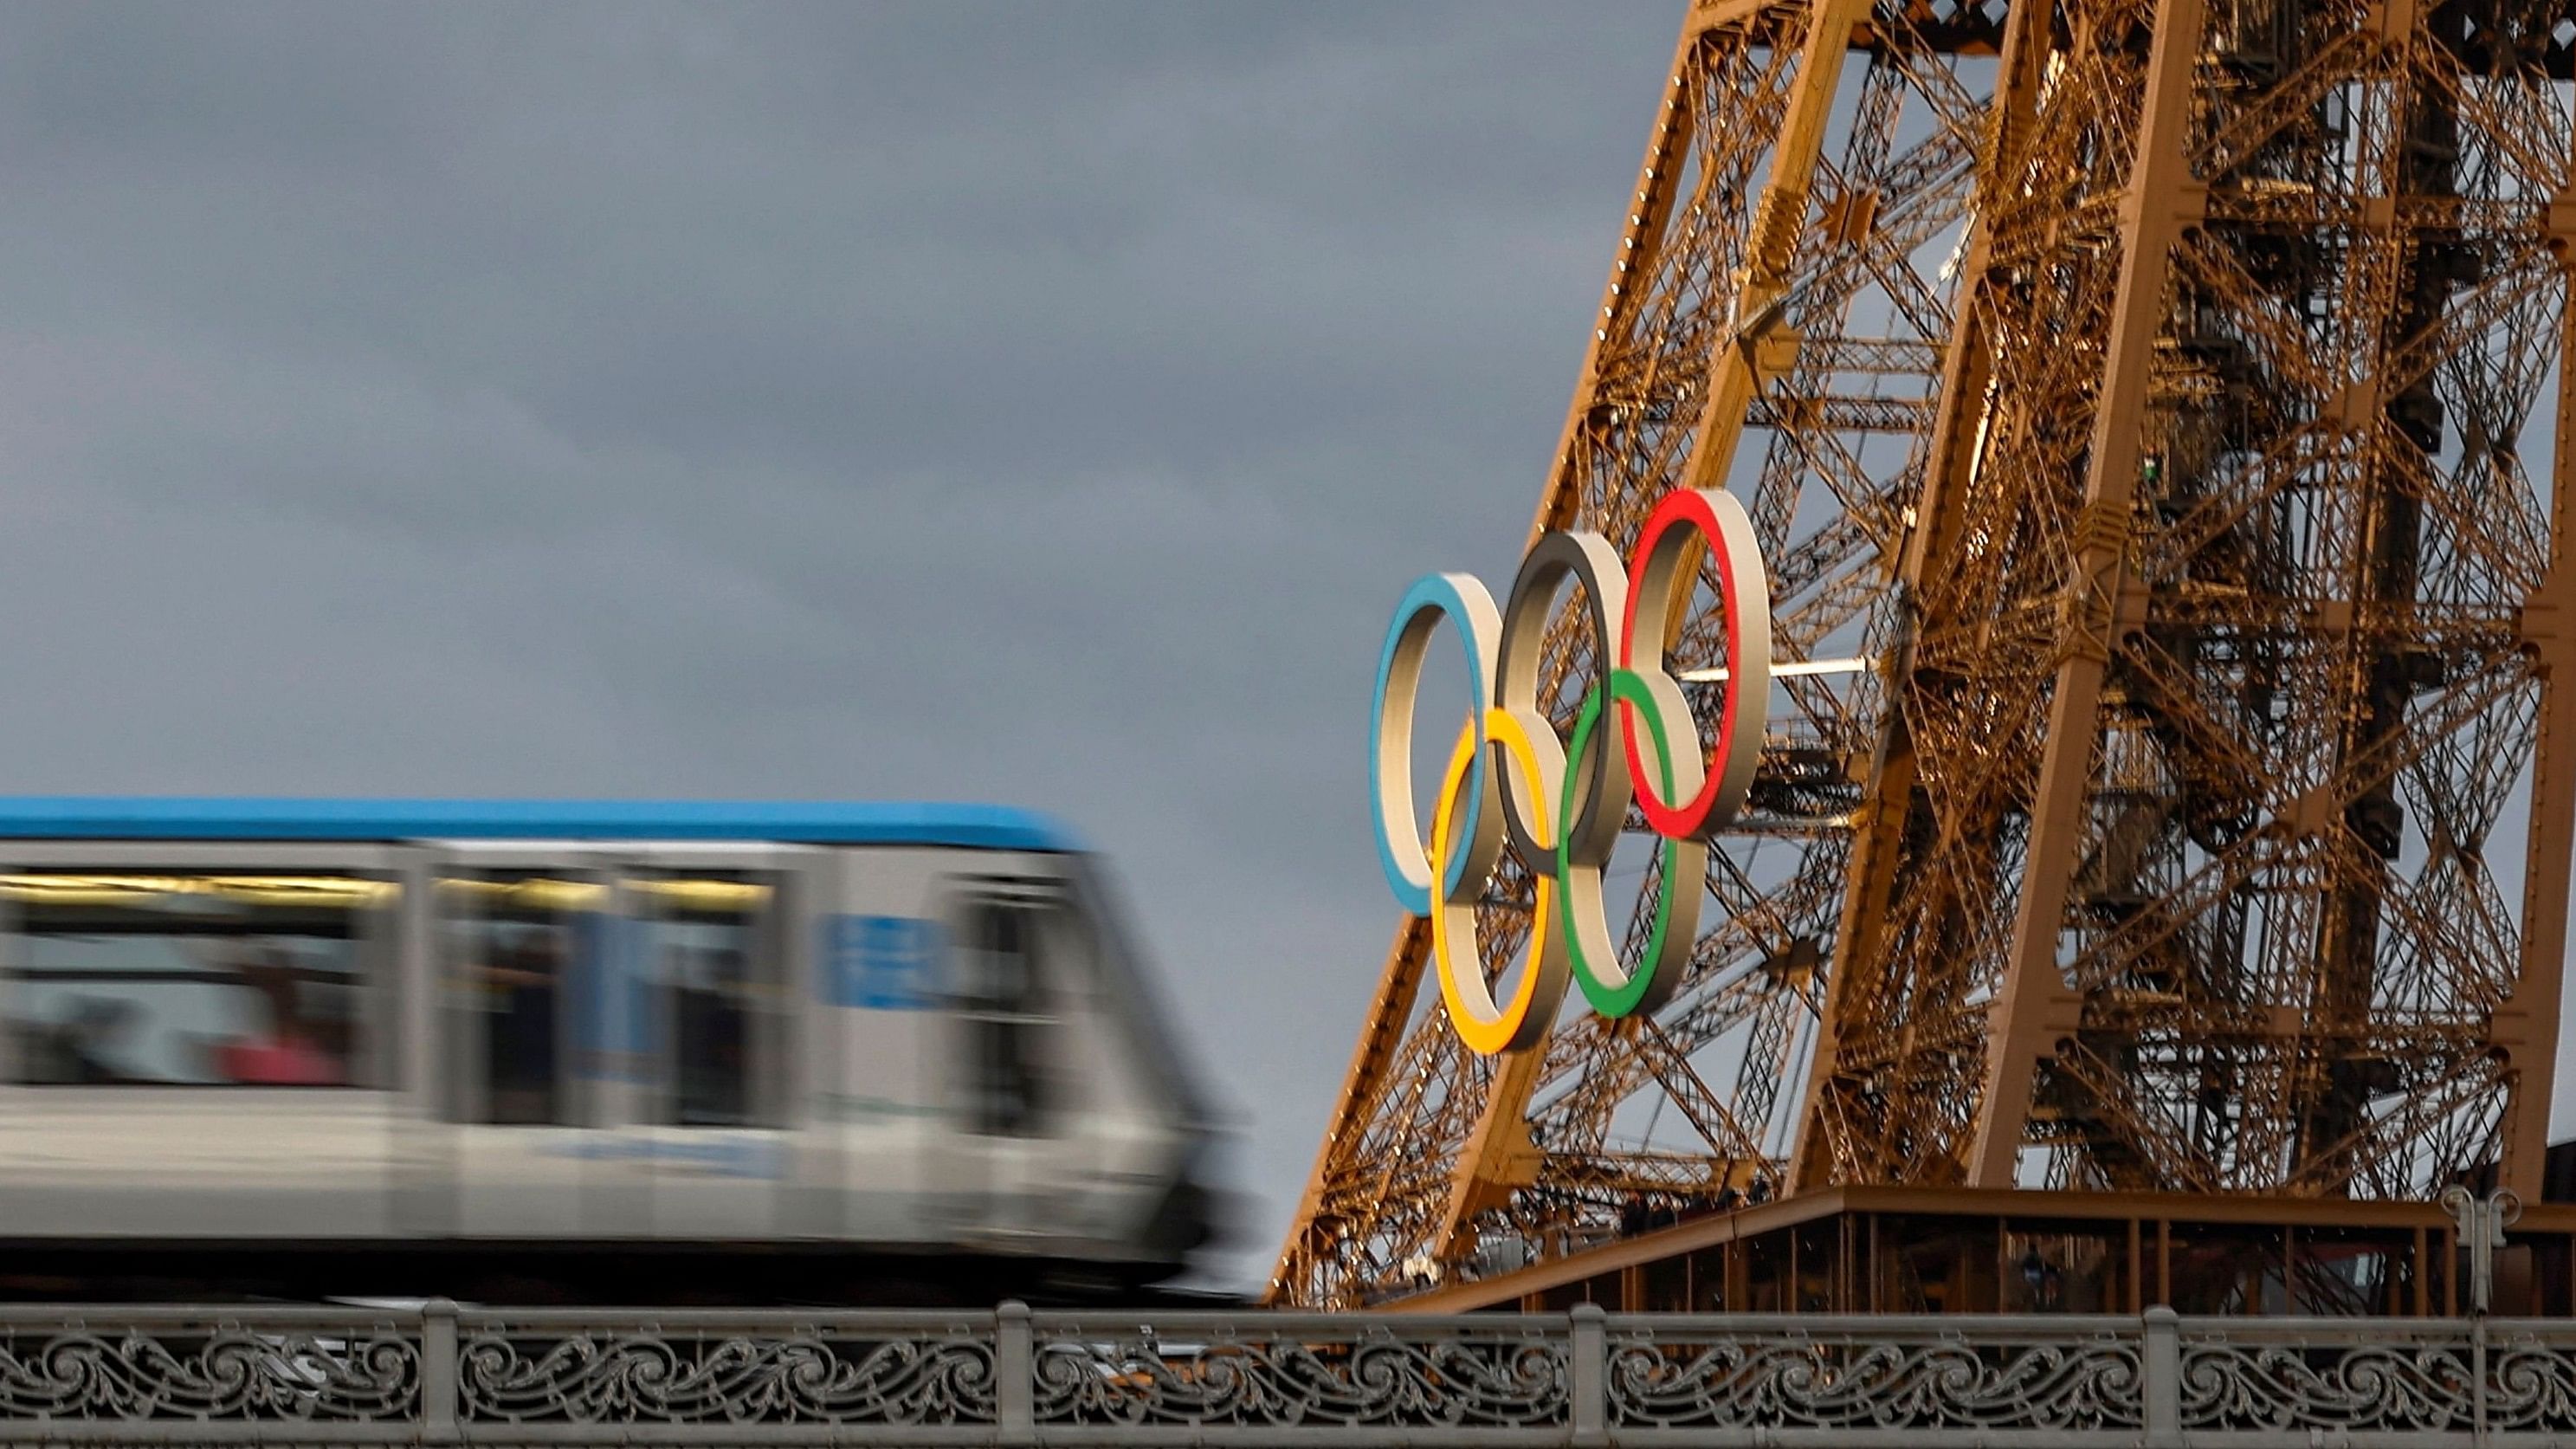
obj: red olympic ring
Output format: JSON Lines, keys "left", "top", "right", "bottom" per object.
{"left": 1618, "top": 488, "right": 1772, "bottom": 838}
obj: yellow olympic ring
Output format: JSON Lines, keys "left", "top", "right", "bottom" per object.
{"left": 1427, "top": 714, "right": 1569, "bottom": 1054}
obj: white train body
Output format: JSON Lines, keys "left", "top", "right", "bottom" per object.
{"left": 0, "top": 799, "right": 1217, "bottom": 1301}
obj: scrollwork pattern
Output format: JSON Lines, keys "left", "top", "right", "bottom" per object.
{"left": 12, "top": 1306, "right": 2576, "bottom": 1440}
{"left": 1032, "top": 1329, "right": 1566, "bottom": 1427}
{"left": 2179, "top": 1340, "right": 2477, "bottom": 1432}
{"left": 2485, "top": 1340, "right": 2576, "bottom": 1431}
{"left": 1609, "top": 1333, "right": 2143, "bottom": 1429}
{"left": 0, "top": 1323, "right": 417, "bottom": 1420}
{"left": 456, "top": 1326, "right": 995, "bottom": 1424}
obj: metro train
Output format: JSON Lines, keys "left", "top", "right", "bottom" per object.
{"left": 0, "top": 799, "right": 1224, "bottom": 1303}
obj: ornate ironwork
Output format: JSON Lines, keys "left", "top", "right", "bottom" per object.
{"left": 455, "top": 1312, "right": 996, "bottom": 1426}
{"left": 1033, "top": 1313, "right": 1566, "bottom": 1429}
{"left": 4, "top": 1303, "right": 2576, "bottom": 1444}
{"left": 2172, "top": 1321, "right": 2576, "bottom": 1436}
{"left": 1608, "top": 1317, "right": 2146, "bottom": 1431}
{"left": 2179, "top": 1336, "right": 2478, "bottom": 1433}
{"left": 0, "top": 1310, "right": 417, "bottom": 1422}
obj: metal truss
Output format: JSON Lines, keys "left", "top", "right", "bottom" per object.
{"left": 1271, "top": 0, "right": 1994, "bottom": 1308}
{"left": 1800, "top": 0, "right": 2576, "bottom": 1202}
{"left": 1275, "top": 0, "right": 2576, "bottom": 1310}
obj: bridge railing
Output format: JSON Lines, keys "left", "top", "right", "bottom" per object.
{"left": 1, "top": 1300, "right": 2571, "bottom": 1445}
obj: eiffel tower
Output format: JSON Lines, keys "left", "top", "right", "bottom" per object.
{"left": 1273, "top": 0, "right": 2576, "bottom": 1310}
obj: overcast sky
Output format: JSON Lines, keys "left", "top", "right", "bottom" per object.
{"left": 0, "top": 3, "right": 1683, "bottom": 1284}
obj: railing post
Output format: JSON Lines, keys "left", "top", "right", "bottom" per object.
{"left": 2142, "top": 1305, "right": 2180, "bottom": 1449}
{"left": 422, "top": 1297, "right": 459, "bottom": 1444}
{"left": 1570, "top": 1302, "right": 1608, "bottom": 1447}
{"left": 997, "top": 1299, "right": 1034, "bottom": 1446}
{"left": 2474, "top": 1314, "right": 2490, "bottom": 1449}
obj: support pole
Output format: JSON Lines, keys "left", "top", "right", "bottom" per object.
{"left": 422, "top": 1297, "right": 459, "bottom": 1444}
{"left": 2495, "top": 205, "right": 2576, "bottom": 1200}
{"left": 1966, "top": 0, "right": 2208, "bottom": 1186}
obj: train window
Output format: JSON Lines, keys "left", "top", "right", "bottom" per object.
{"left": 0, "top": 872, "right": 391, "bottom": 1088}
{"left": 627, "top": 872, "right": 777, "bottom": 1128}
{"left": 442, "top": 873, "right": 588, "bottom": 1126}
{"left": 955, "top": 899, "right": 1051, "bottom": 1137}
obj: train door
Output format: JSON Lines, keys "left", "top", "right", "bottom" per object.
{"left": 434, "top": 844, "right": 639, "bottom": 1238}
{"left": 935, "top": 877, "right": 1078, "bottom": 1245}
{"left": 611, "top": 844, "right": 804, "bottom": 1239}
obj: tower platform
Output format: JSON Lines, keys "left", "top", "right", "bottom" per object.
{"left": 1403, "top": 1185, "right": 2576, "bottom": 1317}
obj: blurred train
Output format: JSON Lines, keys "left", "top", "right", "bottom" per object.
{"left": 0, "top": 798, "right": 1224, "bottom": 1304}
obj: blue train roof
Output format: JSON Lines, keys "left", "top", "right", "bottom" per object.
{"left": 0, "top": 798, "right": 1080, "bottom": 851}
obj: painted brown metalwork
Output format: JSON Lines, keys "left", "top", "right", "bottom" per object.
{"left": 1275, "top": 0, "right": 2576, "bottom": 1310}
{"left": 1805, "top": 0, "right": 2576, "bottom": 1203}
{"left": 1274, "top": 0, "right": 1985, "bottom": 1307}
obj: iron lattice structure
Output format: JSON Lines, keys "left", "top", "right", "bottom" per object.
{"left": 1272, "top": 0, "right": 2576, "bottom": 1308}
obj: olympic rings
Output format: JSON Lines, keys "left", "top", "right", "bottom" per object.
{"left": 1368, "top": 488, "right": 1772, "bottom": 1053}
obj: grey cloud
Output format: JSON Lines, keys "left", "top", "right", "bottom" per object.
{"left": 0, "top": 0, "right": 1680, "bottom": 1284}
